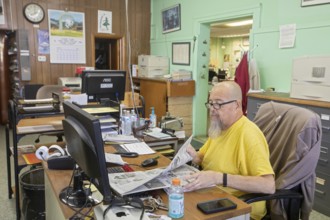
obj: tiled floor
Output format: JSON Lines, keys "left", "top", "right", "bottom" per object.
{"left": 1, "top": 126, "right": 330, "bottom": 219}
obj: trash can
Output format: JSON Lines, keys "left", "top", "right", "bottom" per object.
{"left": 20, "top": 168, "right": 45, "bottom": 220}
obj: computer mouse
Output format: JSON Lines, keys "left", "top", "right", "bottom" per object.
{"left": 141, "top": 158, "right": 158, "bottom": 167}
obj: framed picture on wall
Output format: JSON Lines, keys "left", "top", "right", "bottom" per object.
{"left": 162, "top": 4, "right": 181, "bottom": 34}
{"left": 0, "top": 0, "right": 5, "bottom": 25}
{"left": 301, "top": 0, "right": 330, "bottom": 6}
{"left": 172, "top": 42, "right": 190, "bottom": 65}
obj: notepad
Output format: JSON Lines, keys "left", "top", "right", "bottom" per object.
{"left": 22, "top": 153, "right": 42, "bottom": 165}
{"left": 120, "top": 142, "right": 155, "bottom": 155}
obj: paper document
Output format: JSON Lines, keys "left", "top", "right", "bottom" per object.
{"left": 105, "top": 153, "right": 126, "bottom": 165}
{"left": 279, "top": 24, "right": 296, "bottom": 48}
{"left": 120, "top": 142, "right": 155, "bottom": 155}
{"left": 17, "top": 125, "right": 59, "bottom": 134}
{"left": 98, "top": 116, "right": 116, "bottom": 123}
{"left": 22, "top": 105, "right": 55, "bottom": 112}
{"left": 20, "top": 98, "right": 54, "bottom": 104}
{"left": 103, "top": 134, "right": 139, "bottom": 143}
{"left": 67, "top": 93, "right": 88, "bottom": 105}
{"left": 144, "top": 131, "right": 172, "bottom": 139}
{"left": 109, "top": 136, "right": 194, "bottom": 196}
{"left": 82, "top": 107, "right": 118, "bottom": 114}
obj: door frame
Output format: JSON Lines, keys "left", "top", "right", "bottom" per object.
{"left": 91, "top": 33, "right": 126, "bottom": 70}
{"left": 192, "top": 4, "right": 261, "bottom": 137}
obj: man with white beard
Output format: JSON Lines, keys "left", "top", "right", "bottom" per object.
{"left": 184, "top": 81, "right": 275, "bottom": 220}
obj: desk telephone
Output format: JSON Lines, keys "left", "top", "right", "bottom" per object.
{"left": 35, "top": 145, "right": 75, "bottom": 170}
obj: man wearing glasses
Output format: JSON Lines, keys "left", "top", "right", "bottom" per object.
{"left": 184, "top": 81, "right": 275, "bottom": 220}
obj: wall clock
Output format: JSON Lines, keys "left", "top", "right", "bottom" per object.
{"left": 23, "top": 3, "right": 45, "bottom": 24}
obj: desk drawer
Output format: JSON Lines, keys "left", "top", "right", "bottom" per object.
{"left": 308, "top": 106, "right": 330, "bottom": 142}
{"left": 317, "top": 141, "right": 330, "bottom": 173}
{"left": 247, "top": 98, "right": 269, "bottom": 120}
{"left": 167, "top": 80, "right": 195, "bottom": 97}
{"left": 314, "top": 171, "right": 330, "bottom": 216}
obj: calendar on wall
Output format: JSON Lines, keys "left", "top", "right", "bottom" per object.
{"left": 48, "top": 9, "right": 86, "bottom": 64}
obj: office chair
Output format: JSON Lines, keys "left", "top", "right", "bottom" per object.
{"left": 34, "top": 85, "right": 65, "bottom": 143}
{"left": 23, "top": 84, "right": 44, "bottom": 99}
{"left": 240, "top": 101, "right": 321, "bottom": 220}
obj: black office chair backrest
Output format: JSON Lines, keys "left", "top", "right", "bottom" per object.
{"left": 23, "top": 84, "right": 44, "bottom": 99}
{"left": 253, "top": 101, "right": 321, "bottom": 219}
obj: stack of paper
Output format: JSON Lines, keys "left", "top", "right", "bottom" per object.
{"left": 103, "top": 134, "right": 139, "bottom": 144}
{"left": 120, "top": 142, "right": 155, "bottom": 155}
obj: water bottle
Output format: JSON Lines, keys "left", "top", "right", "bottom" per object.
{"left": 121, "top": 110, "right": 132, "bottom": 135}
{"left": 150, "top": 107, "right": 157, "bottom": 128}
{"left": 130, "top": 109, "right": 137, "bottom": 128}
{"left": 168, "top": 178, "right": 184, "bottom": 218}
{"left": 125, "top": 110, "right": 132, "bottom": 135}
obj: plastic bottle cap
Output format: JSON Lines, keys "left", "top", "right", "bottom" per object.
{"left": 172, "top": 178, "right": 181, "bottom": 185}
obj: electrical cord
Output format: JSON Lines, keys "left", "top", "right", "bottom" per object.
{"left": 125, "top": 0, "right": 140, "bottom": 117}
{"left": 63, "top": 167, "right": 98, "bottom": 220}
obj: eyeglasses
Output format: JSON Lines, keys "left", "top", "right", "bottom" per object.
{"left": 205, "top": 100, "right": 236, "bottom": 110}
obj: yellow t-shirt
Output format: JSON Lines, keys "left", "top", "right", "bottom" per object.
{"left": 199, "top": 116, "right": 274, "bottom": 220}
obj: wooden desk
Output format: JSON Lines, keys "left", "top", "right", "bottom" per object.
{"left": 6, "top": 108, "right": 64, "bottom": 219}
{"left": 44, "top": 146, "right": 251, "bottom": 220}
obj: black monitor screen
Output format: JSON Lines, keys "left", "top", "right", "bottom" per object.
{"left": 62, "top": 101, "right": 112, "bottom": 204}
{"left": 81, "top": 70, "right": 126, "bottom": 103}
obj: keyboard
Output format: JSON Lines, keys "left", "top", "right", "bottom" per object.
{"left": 107, "top": 164, "right": 134, "bottom": 173}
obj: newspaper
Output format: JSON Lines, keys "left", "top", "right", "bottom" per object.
{"left": 108, "top": 136, "right": 197, "bottom": 196}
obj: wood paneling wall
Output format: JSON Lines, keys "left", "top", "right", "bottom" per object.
{"left": 1, "top": 0, "right": 150, "bottom": 86}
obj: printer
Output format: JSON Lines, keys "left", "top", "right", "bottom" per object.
{"left": 58, "top": 77, "right": 82, "bottom": 92}
{"left": 290, "top": 56, "right": 330, "bottom": 102}
{"left": 138, "top": 55, "right": 169, "bottom": 78}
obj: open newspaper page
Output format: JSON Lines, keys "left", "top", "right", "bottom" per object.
{"left": 108, "top": 136, "right": 194, "bottom": 196}
{"left": 161, "top": 135, "right": 193, "bottom": 174}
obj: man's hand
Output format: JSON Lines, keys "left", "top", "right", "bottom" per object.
{"left": 186, "top": 145, "right": 197, "bottom": 159}
{"left": 184, "top": 170, "right": 221, "bottom": 191}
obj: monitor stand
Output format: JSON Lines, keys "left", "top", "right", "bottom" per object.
{"left": 59, "top": 171, "right": 96, "bottom": 208}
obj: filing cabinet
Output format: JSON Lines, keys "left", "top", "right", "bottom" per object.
{"left": 247, "top": 92, "right": 330, "bottom": 217}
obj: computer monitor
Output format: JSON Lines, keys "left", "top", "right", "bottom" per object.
{"left": 81, "top": 70, "right": 126, "bottom": 104}
{"left": 61, "top": 101, "right": 113, "bottom": 206}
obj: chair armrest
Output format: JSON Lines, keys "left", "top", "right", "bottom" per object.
{"left": 239, "top": 189, "right": 303, "bottom": 204}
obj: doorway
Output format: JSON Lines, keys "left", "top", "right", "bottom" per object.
{"left": 192, "top": 10, "right": 258, "bottom": 138}
{"left": 91, "top": 34, "right": 125, "bottom": 70}
{"left": 209, "top": 17, "right": 253, "bottom": 83}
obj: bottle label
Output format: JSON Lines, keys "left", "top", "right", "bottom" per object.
{"left": 168, "top": 193, "right": 184, "bottom": 218}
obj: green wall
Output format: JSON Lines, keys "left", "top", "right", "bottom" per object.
{"left": 150, "top": 0, "right": 330, "bottom": 136}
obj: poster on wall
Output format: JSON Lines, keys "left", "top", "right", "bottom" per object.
{"left": 37, "top": 30, "right": 50, "bottom": 54}
{"left": 98, "top": 10, "right": 112, "bottom": 34}
{"left": 0, "top": 0, "right": 5, "bottom": 25}
{"left": 48, "top": 9, "right": 86, "bottom": 64}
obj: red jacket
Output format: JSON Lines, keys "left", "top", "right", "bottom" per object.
{"left": 234, "top": 53, "right": 250, "bottom": 115}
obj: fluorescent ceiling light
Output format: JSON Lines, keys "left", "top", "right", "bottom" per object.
{"left": 226, "top": 20, "right": 253, "bottom": 27}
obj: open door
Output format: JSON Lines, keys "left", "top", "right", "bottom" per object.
{"left": 91, "top": 33, "right": 125, "bottom": 70}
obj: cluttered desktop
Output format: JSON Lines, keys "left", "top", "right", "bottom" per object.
{"left": 14, "top": 69, "right": 251, "bottom": 220}
{"left": 39, "top": 100, "right": 251, "bottom": 220}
